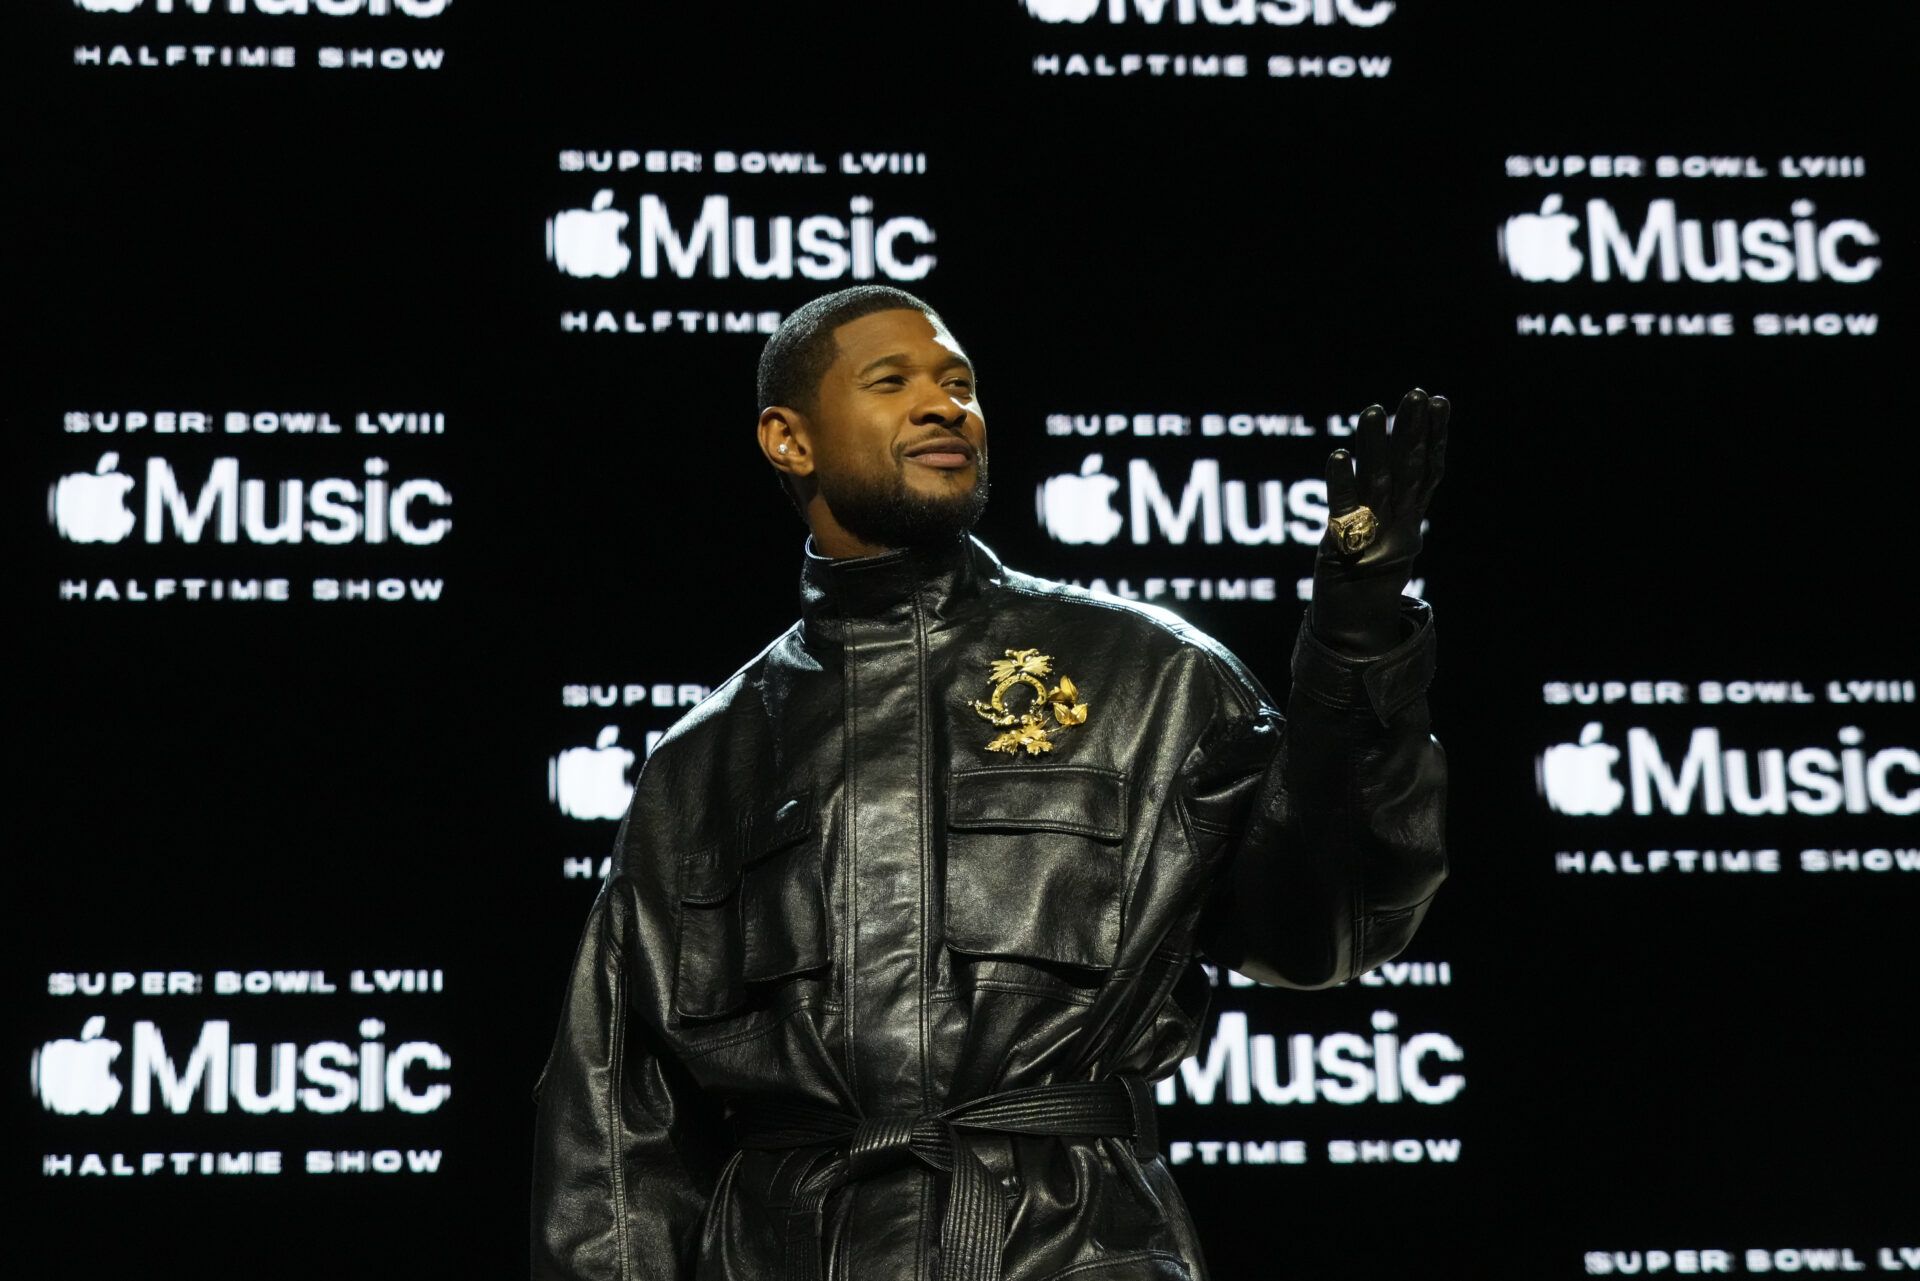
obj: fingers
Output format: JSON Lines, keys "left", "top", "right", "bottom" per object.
{"left": 1389, "top": 388, "right": 1430, "bottom": 518}
{"left": 1346, "top": 387, "right": 1450, "bottom": 527}
{"left": 1357, "top": 403, "right": 1391, "bottom": 519}
{"left": 1326, "top": 446, "right": 1361, "bottom": 518}
{"left": 1417, "top": 394, "right": 1449, "bottom": 507}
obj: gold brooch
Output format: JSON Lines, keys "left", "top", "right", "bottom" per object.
{"left": 970, "top": 648, "right": 1090, "bottom": 756}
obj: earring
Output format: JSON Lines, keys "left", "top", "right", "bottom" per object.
{"left": 778, "top": 443, "right": 790, "bottom": 454}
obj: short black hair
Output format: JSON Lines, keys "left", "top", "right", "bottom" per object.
{"left": 757, "top": 285, "right": 947, "bottom": 415}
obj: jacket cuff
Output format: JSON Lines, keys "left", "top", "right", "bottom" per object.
{"left": 1290, "top": 597, "right": 1435, "bottom": 727}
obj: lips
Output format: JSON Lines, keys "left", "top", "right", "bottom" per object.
{"left": 903, "top": 439, "right": 977, "bottom": 469}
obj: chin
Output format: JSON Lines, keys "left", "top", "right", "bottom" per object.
{"left": 910, "top": 462, "right": 983, "bottom": 487}
{"left": 907, "top": 470, "right": 975, "bottom": 491}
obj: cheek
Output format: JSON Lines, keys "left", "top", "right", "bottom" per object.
{"left": 851, "top": 421, "right": 900, "bottom": 473}
{"left": 817, "top": 423, "right": 895, "bottom": 480}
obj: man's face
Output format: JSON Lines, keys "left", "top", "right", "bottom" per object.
{"left": 805, "top": 308, "right": 989, "bottom": 550}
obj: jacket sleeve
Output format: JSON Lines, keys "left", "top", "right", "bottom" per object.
{"left": 530, "top": 855, "right": 730, "bottom": 1280}
{"left": 1191, "top": 596, "right": 1447, "bottom": 989}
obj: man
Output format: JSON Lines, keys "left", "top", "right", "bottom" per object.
{"left": 532, "top": 285, "right": 1448, "bottom": 1281}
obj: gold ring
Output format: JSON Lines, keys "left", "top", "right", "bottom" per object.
{"left": 1329, "top": 505, "right": 1379, "bottom": 553}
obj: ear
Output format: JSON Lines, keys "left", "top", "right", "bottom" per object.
{"left": 758, "top": 406, "right": 815, "bottom": 481}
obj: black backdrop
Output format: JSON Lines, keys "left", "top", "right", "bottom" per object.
{"left": 14, "top": 2, "right": 1915, "bottom": 1277}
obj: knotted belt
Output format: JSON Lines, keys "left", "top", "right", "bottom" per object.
{"left": 731, "top": 1076, "right": 1158, "bottom": 1281}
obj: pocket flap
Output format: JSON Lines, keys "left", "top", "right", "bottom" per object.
{"left": 674, "top": 792, "right": 827, "bottom": 1022}
{"left": 948, "top": 766, "right": 1127, "bottom": 840}
{"left": 678, "top": 841, "right": 737, "bottom": 905}
{"left": 945, "top": 766, "right": 1130, "bottom": 970}
{"left": 745, "top": 790, "right": 814, "bottom": 863}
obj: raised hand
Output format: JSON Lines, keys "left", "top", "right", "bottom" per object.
{"left": 1310, "top": 388, "right": 1449, "bottom": 657}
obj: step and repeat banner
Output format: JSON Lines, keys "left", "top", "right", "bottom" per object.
{"left": 16, "top": 3, "right": 1912, "bottom": 1277}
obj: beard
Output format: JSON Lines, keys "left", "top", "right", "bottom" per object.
{"left": 816, "top": 452, "right": 991, "bottom": 551}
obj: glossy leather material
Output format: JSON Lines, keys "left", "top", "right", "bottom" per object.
{"left": 1310, "top": 389, "right": 1448, "bottom": 658}
{"left": 531, "top": 531, "right": 1448, "bottom": 1281}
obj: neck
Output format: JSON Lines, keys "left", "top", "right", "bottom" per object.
{"left": 803, "top": 501, "right": 895, "bottom": 559}
{"left": 797, "top": 531, "right": 1001, "bottom": 650}
{"left": 807, "top": 526, "right": 897, "bottom": 559}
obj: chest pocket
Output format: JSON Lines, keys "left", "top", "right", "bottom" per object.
{"left": 944, "top": 765, "right": 1130, "bottom": 970}
{"left": 673, "top": 791, "right": 827, "bottom": 1022}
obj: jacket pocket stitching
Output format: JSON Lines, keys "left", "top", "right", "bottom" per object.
{"left": 1183, "top": 811, "right": 1234, "bottom": 837}
{"left": 676, "top": 838, "right": 735, "bottom": 906}
{"left": 672, "top": 800, "right": 828, "bottom": 1021}
{"left": 676, "top": 997, "right": 814, "bottom": 1059}
{"left": 962, "top": 977, "right": 1098, "bottom": 1007}
{"left": 1037, "top": 1248, "right": 1190, "bottom": 1280}
{"left": 948, "top": 765, "right": 1128, "bottom": 841}
{"left": 605, "top": 968, "right": 632, "bottom": 1280}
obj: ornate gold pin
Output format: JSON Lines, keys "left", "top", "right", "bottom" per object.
{"left": 970, "top": 647, "right": 1090, "bottom": 756}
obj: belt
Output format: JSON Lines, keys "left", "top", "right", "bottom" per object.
{"left": 731, "top": 1076, "right": 1159, "bottom": 1281}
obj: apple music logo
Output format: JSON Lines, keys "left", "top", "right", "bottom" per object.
{"left": 547, "top": 144, "right": 940, "bottom": 335}
{"left": 73, "top": 0, "right": 451, "bottom": 15}
{"left": 48, "top": 454, "right": 451, "bottom": 547}
{"left": 1500, "top": 195, "right": 1880, "bottom": 286}
{"left": 68, "top": 0, "right": 452, "bottom": 76}
{"left": 1153, "top": 1008, "right": 1463, "bottom": 1108}
{"left": 1020, "top": 0, "right": 1395, "bottom": 27}
{"left": 1020, "top": 0, "right": 1398, "bottom": 81}
{"left": 32, "top": 1016, "right": 451, "bottom": 1117}
{"left": 49, "top": 438, "right": 454, "bottom": 604}
{"left": 1537, "top": 723, "right": 1625, "bottom": 816}
{"left": 1035, "top": 453, "right": 1328, "bottom": 547}
{"left": 49, "top": 453, "right": 139, "bottom": 544}
{"left": 1498, "top": 195, "right": 1583, "bottom": 283}
{"left": 1501, "top": 155, "right": 1884, "bottom": 339}
{"left": 545, "top": 191, "right": 936, "bottom": 283}
{"left": 1537, "top": 723, "right": 1919, "bottom": 819}
{"left": 548, "top": 725, "right": 647, "bottom": 822}
{"left": 33, "top": 1016, "right": 122, "bottom": 1116}
{"left": 1036, "top": 455, "right": 1125, "bottom": 545}
{"left": 547, "top": 190, "right": 630, "bottom": 279}
{"left": 553, "top": 694, "right": 698, "bottom": 875}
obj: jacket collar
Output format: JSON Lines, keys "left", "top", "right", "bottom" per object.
{"left": 799, "top": 530, "right": 1002, "bottom": 648}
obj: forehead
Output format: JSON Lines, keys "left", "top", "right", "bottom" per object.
{"left": 827, "top": 308, "right": 967, "bottom": 370}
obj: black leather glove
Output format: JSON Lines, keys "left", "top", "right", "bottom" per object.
{"left": 1309, "top": 388, "right": 1449, "bottom": 657}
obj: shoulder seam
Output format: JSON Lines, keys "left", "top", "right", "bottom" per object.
{"left": 647, "top": 622, "right": 799, "bottom": 753}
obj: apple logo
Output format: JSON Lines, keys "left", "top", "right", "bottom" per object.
{"left": 1537, "top": 722, "right": 1625, "bottom": 816}
{"left": 1499, "top": 194, "right": 1584, "bottom": 283}
{"left": 548, "top": 725, "right": 637, "bottom": 820}
{"left": 32, "top": 1015, "right": 123, "bottom": 1116}
{"left": 1036, "top": 454, "right": 1125, "bottom": 545}
{"left": 74, "top": 0, "right": 143, "bottom": 12}
{"left": 546, "top": 190, "right": 631, "bottom": 279}
{"left": 1022, "top": 0, "right": 1104, "bottom": 20}
{"left": 50, "top": 452, "right": 138, "bottom": 544}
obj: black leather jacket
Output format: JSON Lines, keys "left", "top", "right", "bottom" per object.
{"left": 532, "top": 531, "right": 1447, "bottom": 1281}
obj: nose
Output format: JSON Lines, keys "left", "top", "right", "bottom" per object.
{"left": 910, "top": 378, "right": 972, "bottom": 429}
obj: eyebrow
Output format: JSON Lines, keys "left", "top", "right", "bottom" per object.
{"left": 854, "top": 352, "right": 974, "bottom": 380}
